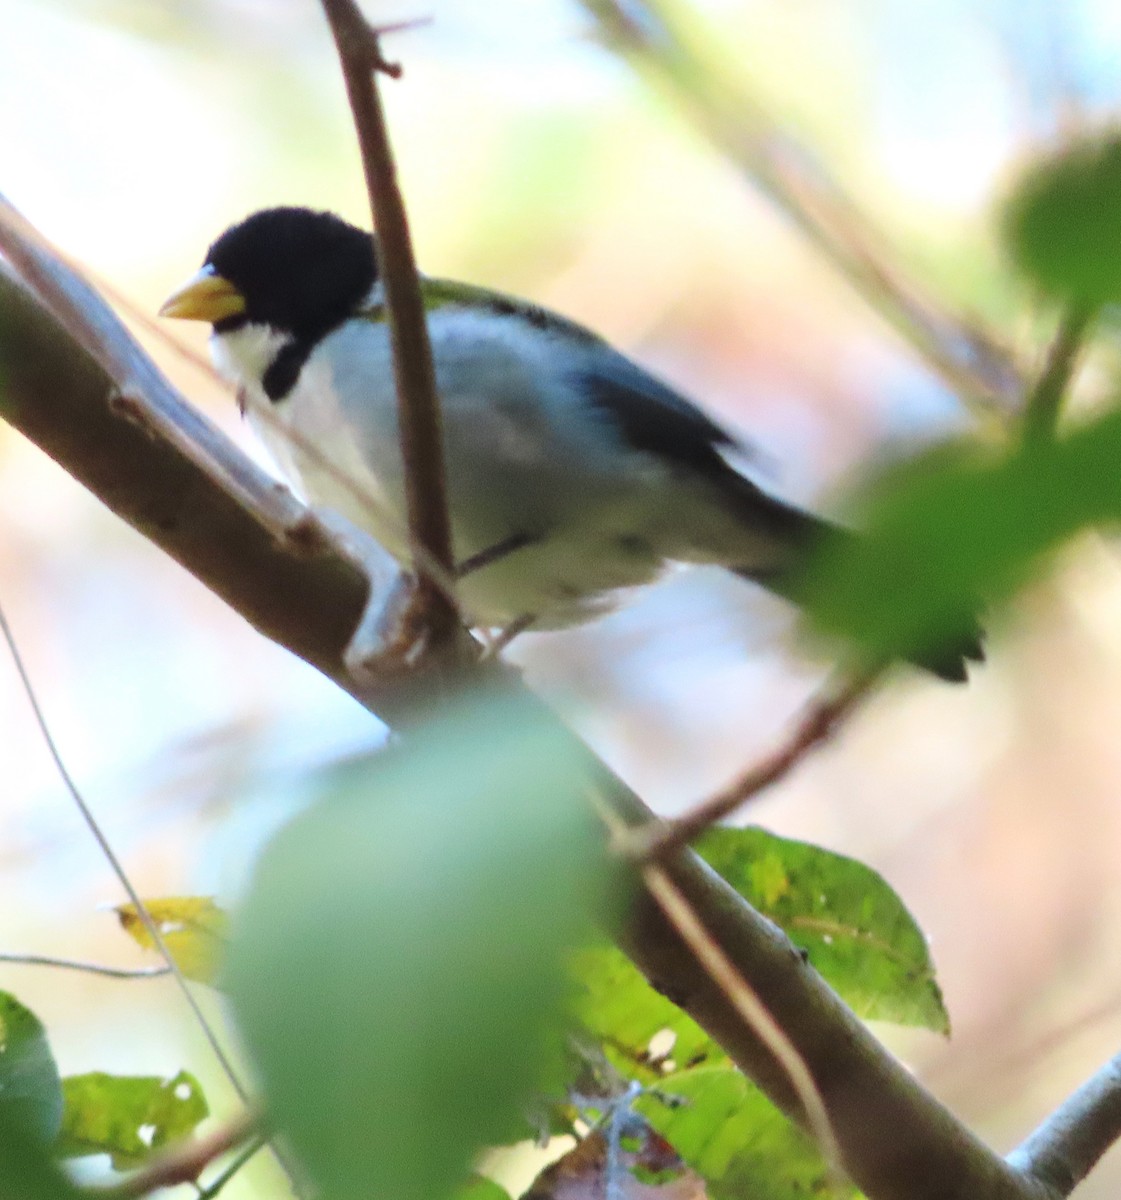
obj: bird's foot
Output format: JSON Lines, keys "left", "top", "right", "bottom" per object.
{"left": 482, "top": 613, "right": 538, "bottom": 659}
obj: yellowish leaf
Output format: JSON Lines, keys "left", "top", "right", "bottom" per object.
{"left": 115, "top": 897, "right": 227, "bottom": 985}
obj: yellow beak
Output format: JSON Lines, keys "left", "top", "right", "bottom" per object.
{"left": 159, "top": 265, "right": 246, "bottom": 322}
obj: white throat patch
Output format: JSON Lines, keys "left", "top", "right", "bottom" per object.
{"left": 210, "top": 323, "right": 293, "bottom": 397}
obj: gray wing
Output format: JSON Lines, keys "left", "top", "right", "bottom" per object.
{"left": 568, "top": 347, "right": 834, "bottom": 557}
{"left": 566, "top": 348, "right": 751, "bottom": 483}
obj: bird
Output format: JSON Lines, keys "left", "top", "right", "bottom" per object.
{"left": 160, "top": 205, "right": 981, "bottom": 681}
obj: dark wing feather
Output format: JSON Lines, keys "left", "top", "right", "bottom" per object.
{"left": 568, "top": 349, "right": 821, "bottom": 552}
{"left": 567, "top": 350, "right": 747, "bottom": 481}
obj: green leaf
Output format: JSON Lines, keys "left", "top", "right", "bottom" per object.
{"left": 638, "top": 1067, "right": 856, "bottom": 1200}
{"left": 56, "top": 1071, "right": 209, "bottom": 1167}
{"left": 225, "top": 693, "right": 612, "bottom": 1200}
{"left": 1004, "top": 133, "right": 1121, "bottom": 306}
{"left": 697, "top": 827, "right": 947, "bottom": 1033}
{"left": 114, "top": 896, "right": 228, "bottom": 984}
{"left": 0, "top": 1108, "right": 83, "bottom": 1200}
{"left": 0, "top": 992, "right": 63, "bottom": 1143}
{"left": 568, "top": 943, "right": 726, "bottom": 1081}
{"left": 798, "top": 414, "right": 1121, "bottom": 669}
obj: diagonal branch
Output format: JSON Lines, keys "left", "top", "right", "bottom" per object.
{"left": 94, "top": 1111, "right": 260, "bottom": 1200}
{"left": 319, "top": 0, "right": 462, "bottom": 663}
{"left": 0, "top": 196, "right": 416, "bottom": 722}
{"left": 626, "top": 668, "right": 879, "bottom": 862}
{"left": 580, "top": 0, "right": 1026, "bottom": 413}
{"left": 641, "top": 860, "right": 842, "bottom": 1173}
{"left": 605, "top": 779, "right": 1038, "bottom": 1200}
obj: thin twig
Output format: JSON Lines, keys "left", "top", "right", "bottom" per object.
{"left": 319, "top": 0, "right": 463, "bottom": 662}
{"left": 641, "top": 863, "right": 843, "bottom": 1176}
{"left": 0, "top": 600, "right": 247, "bottom": 1099}
{"left": 196, "top": 1135, "right": 268, "bottom": 1200}
{"left": 94, "top": 1111, "right": 260, "bottom": 1200}
{"left": 1007, "top": 1050, "right": 1121, "bottom": 1199}
{"left": 0, "top": 951, "right": 170, "bottom": 980}
{"left": 588, "top": 790, "right": 842, "bottom": 1175}
{"left": 626, "top": 669, "right": 879, "bottom": 862}
{"left": 1021, "top": 306, "right": 1096, "bottom": 448}
{"left": 0, "top": 601, "right": 306, "bottom": 1190}
{"left": 580, "top": 0, "right": 1025, "bottom": 414}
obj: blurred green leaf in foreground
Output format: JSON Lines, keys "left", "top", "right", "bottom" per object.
{"left": 1005, "top": 133, "right": 1121, "bottom": 308}
{"left": 225, "top": 690, "right": 614, "bottom": 1200}
{"left": 797, "top": 411, "right": 1121, "bottom": 669}
{"left": 56, "top": 1070, "right": 208, "bottom": 1167}
{"left": 793, "top": 130, "right": 1121, "bottom": 667}
{"left": 0, "top": 1108, "right": 83, "bottom": 1200}
{"left": 0, "top": 991, "right": 63, "bottom": 1146}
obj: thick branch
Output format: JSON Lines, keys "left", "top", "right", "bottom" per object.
{"left": 0, "top": 220, "right": 1050, "bottom": 1200}
{"left": 639, "top": 860, "right": 842, "bottom": 1171}
{"left": 1008, "top": 1052, "right": 1121, "bottom": 1198}
{"left": 319, "top": 0, "right": 461, "bottom": 658}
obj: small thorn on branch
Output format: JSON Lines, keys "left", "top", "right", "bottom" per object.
{"left": 333, "top": 7, "right": 429, "bottom": 77}
{"left": 338, "top": 15, "right": 433, "bottom": 78}
{"left": 355, "top": 29, "right": 400, "bottom": 78}
{"left": 371, "top": 17, "right": 434, "bottom": 75}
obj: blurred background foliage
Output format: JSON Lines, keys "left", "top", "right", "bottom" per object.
{"left": 5, "top": 0, "right": 1121, "bottom": 1196}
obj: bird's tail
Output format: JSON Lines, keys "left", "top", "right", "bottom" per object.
{"left": 722, "top": 486, "right": 984, "bottom": 684}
